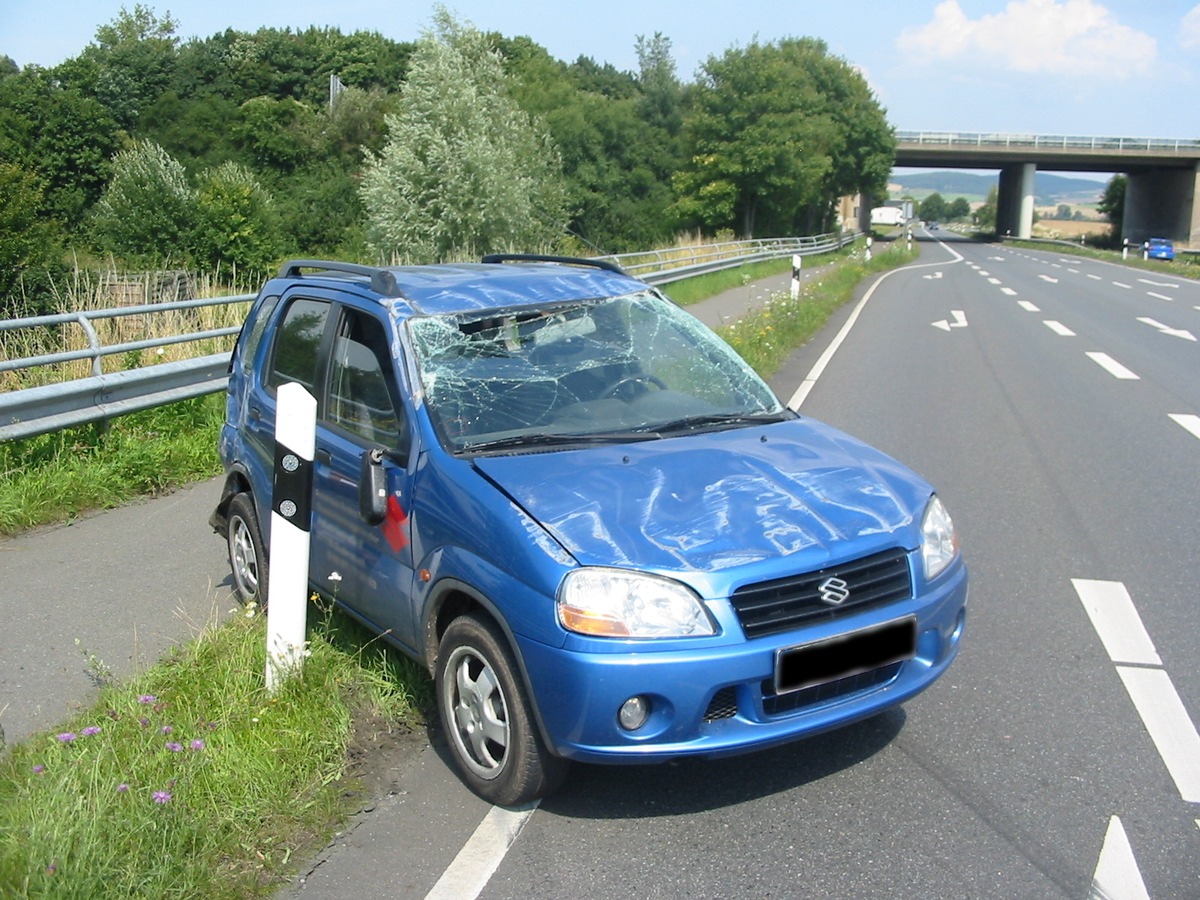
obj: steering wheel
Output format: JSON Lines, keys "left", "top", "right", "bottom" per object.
{"left": 600, "top": 374, "right": 667, "bottom": 400}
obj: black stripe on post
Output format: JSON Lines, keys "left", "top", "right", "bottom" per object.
{"left": 272, "top": 441, "right": 313, "bottom": 532}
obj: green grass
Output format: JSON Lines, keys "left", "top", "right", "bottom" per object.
{"left": 0, "top": 602, "right": 431, "bottom": 898}
{"left": 0, "top": 243, "right": 920, "bottom": 895}
{"left": 0, "top": 394, "right": 226, "bottom": 535}
{"left": 719, "top": 240, "right": 918, "bottom": 376}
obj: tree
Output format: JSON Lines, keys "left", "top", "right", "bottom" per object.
{"left": 1098, "top": 175, "right": 1126, "bottom": 244}
{"left": 0, "top": 162, "right": 62, "bottom": 317}
{"left": 919, "top": 192, "right": 948, "bottom": 222}
{"left": 359, "top": 9, "right": 568, "bottom": 262}
{"left": 975, "top": 186, "right": 998, "bottom": 232}
{"left": 191, "top": 162, "right": 285, "bottom": 281}
{"left": 672, "top": 38, "right": 893, "bottom": 237}
{"left": 947, "top": 197, "right": 971, "bottom": 221}
{"left": 91, "top": 140, "right": 195, "bottom": 263}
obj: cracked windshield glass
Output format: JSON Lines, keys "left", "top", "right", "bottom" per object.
{"left": 408, "top": 290, "right": 785, "bottom": 453}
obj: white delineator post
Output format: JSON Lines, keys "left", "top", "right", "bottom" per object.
{"left": 266, "top": 382, "right": 317, "bottom": 693}
{"left": 790, "top": 254, "right": 802, "bottom": 300}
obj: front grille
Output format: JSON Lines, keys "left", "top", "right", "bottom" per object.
{"left": 730, "top": 548, "right": 912, "bottom": 639}
{"left": 761, "top": 662, "right": 903, "bottom": 717}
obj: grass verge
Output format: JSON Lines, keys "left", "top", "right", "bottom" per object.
{"left": 0, "top": 601, "right": 431, "bottom": 898}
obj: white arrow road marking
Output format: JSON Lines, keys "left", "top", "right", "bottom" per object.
{"left": 1170, "top": 414, "right": 1200, "bottom": 441}
{"left": 932, "top": 310, "right": 967, "bottom": 331}
{"left": 923, "top": 272, "right": 943, "bottom": 280}
{"left": 1091, "top": 816, "right": 1151, "bottom": 900}
{"left": 1018, "top": 301, "right": 1040, "bottom": 312}
{"left": 1045, "top": 320, "right": 1075, "bottom": 336}
{"left": 1137, "top": 317, "right": 1197, "bottom": 341}
{"left": 1087, "top": 352, "right": 1139, "bottom": 379}
{"left": 425, "top": 803, "right": 539, "bottom": 900}
{"left": 1139, "top": 279, "right": 1178, "bottom": 288}
{"left": 1039, "top": 275, "right": 1059, "bottom": 283}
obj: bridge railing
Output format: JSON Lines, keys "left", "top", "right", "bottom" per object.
{"left": 896, "top": 131, "right": 1200, "bottom": 153}
{"left": 0, "top": 231, "right": 859, "bottom": 442}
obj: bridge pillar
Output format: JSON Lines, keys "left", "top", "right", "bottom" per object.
{"left": 996, "top": 163, "right": 1036, "bottom": 239}
{"left": 1123, "top": 163, "right": 1200, "bottom": 246}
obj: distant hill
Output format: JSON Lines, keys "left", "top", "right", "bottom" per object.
{"left": 890, "top": 171, "right": 1107, "bottom": 204}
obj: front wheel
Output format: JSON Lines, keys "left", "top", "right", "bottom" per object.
{"left": 226, "top": 492, "right": 268, "bottom": 609}
{"left": 436, "top": 614, "right": 568, "bottom": 806}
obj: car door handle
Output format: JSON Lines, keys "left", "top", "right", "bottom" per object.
{"left": 315, "top": 449, "right": 332, "bottom": 465}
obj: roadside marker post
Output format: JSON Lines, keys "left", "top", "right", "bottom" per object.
{"left": 791, "top": 254, "right": 802, "bottom": 300}
{"left": 266, "top": 382, "right": 316, "bottom": 693}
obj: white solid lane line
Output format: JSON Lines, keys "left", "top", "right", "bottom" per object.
{"left": 1086, "top": 352, "right": 1139, "bottom": 380}
{"left": 424, "top": 804, "right": 539, "bottom": 900}
{"left": 1071, "top": 579, "right": 1161, "bottom": 666}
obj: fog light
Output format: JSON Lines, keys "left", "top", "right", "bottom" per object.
{"left": 618, "top": 696, "right": 650, "bottom": 731}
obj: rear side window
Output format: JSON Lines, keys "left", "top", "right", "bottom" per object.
{"left": 239, "top": 295, "right": 280, "bottom": 375}
{"left": 268, "top": 298, "right": 331, "bottom": 394}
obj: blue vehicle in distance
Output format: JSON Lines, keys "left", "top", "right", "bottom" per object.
{"left": 1146, "top": 238, "right": 1175, "bottom": 260}
{"left": 211, "top": 256, "right": 969, "bottom": 806}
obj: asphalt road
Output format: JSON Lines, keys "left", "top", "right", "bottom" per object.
{"left": 4, "top": 236, "right": 1199, "bottom": 898}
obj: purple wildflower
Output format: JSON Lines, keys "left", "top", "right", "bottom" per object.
{"left": 152, "top": 790, "right": 172, "bottom": 804}
{"left": 139, "top": 717, "right": 150, "bottom": 728}
{"left": 81, "top": 726, "right": 102, "bottom": 737}
{"left": 165, "top": 742, "right": 182, "bottom": 753}
{"left": 116, "top": 783, "right": 129, "bottom": 793}
{"left": 137, "top": 695, "right": 157, "bottom": 705}
{"left": 32, "top": 765, "right": 45, "bottom": 775}
{"left": 190, "top": 739, "right": 206, "bottom": 751}
{"left": 160, "top": 725, "right": 173, "bottom": 735}
{"left": 56, "top": 733, "right": 76, "bottom": 743}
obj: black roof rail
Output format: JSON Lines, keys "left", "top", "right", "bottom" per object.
{"left": 279, "top": 259, "right": 402, "bottom": 297}
{"left": 481, "top": 253, "right": 628, "bottom": 276}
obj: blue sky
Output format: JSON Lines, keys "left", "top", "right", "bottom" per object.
{"left": 4, "top": 1, "right": 1199, "bottom": 143}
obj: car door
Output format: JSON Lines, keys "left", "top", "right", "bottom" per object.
{"left": 309, "top": 303, "right": 420, "bottom": 653}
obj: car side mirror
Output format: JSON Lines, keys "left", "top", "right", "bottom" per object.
{"left": 359, "top": 448, "right": 388, "bottom": 525}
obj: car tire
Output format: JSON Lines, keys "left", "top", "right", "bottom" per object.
{"left": 436, "top": 614, "right": 568, "bottom": 806}
{"left": 226, "top": 492, "right": 268, "bottom": 609}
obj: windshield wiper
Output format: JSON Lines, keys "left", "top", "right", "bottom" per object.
{"left": 651, "top": 410, "right": 793, "bottom": 435}
{"left": 462, "top": 429, "right": 662, "bottom": 455}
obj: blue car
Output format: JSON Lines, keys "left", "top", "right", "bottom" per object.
{"left": 1146, "top": 238, "right": 1175, "bottom": 260}
{"left": 211, "top": 256, "right": 968, "bottom": 805}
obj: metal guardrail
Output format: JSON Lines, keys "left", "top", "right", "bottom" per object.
{"left": 896, "top": 130, "right": 1200, "bottom": 154}
{"left": 0, "top": 232, "right": 859, "bottom": 442}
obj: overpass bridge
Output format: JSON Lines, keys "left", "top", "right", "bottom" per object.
{"left": 894, "top": 131, "right": 1200, "bottom": 246}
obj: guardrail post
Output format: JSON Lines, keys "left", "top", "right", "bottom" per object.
{"left": 265, "top": 382, "right": 316, "bottom": 693}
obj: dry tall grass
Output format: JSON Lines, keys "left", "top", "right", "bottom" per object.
{"left": 1, "top": 268, "right": 252, "bottom": 392}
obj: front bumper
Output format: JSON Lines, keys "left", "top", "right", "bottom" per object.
{"left": 518, "top": 560, "right": 967, "bottom": 764}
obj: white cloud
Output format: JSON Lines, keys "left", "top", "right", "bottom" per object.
{"left": 1183, "top": 5, "right": 1200, "bottom": 50}
{"left": 897, "top": 0, "right": 1156, "bottom": 78}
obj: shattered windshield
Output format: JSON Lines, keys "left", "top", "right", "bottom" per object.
{"left": 407, "top": 290, "right": 785, "bottom": 453}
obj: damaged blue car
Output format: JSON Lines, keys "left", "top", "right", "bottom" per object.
{"left": 211, "top": 256, "right": 968, "bottom": 806}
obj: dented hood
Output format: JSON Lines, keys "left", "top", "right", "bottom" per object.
{"left": 472, "top": 418, "right": 930, "bottom": 579}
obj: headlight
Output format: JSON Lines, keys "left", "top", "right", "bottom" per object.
{"left": 557, "top": 568, "right": 716, "bottom": 638}
{"left": 921, "top": 495, "right": 960, "bottom": 581}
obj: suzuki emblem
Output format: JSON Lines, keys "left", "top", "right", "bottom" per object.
{"left": 818, "top": 576, "right": 851, "bottom": 606}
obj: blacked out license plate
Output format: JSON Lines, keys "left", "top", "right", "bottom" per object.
{"left": 774, "top": 617, "right": 917, "bottom": 695}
